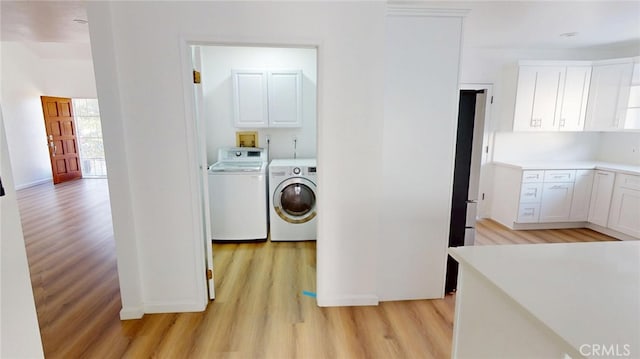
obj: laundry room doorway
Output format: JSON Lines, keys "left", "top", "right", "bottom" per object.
{"left": 183, "top": 41, "right": 319, "bottom": 305}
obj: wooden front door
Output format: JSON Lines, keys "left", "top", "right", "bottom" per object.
{"left": 41, "top": 96, "right": 82, "bottom": 184}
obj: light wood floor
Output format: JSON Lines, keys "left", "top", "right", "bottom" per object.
{"left": 17, "top": 179, "right": 618, "bottom": 358}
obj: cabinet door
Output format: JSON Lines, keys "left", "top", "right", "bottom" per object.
{"left": 540, "top": 182, "right": 574, "bottom": 222}
{"left": 608, "top": 174, "right": 640, "bottom": 238}
{"left": 587, "top": 170, "right": 615, "bottom": 227}
{"left": 558, "top": 66, "right": 591, "bottom": 131}
{"left": 584, "top": 62, "right": 634, "bottom": 131}
{"left": 513, "top": 66, "right": 565, "bottom": 131}
{"left": 267, "top": 70, "right": 302, "bottom": 128}
{"left": 517, "top": 203, "right": 541, "bottom": 223}
{"left": 232, "top": 70, "right": 269, "bottom": 128}
{"left": 569, "top": 170, "right": 594, "bottom": 221}
{"left": 519, "top": 183, "right": 543, "bottom": 203}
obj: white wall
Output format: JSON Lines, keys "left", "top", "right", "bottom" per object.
{"left": 379, "top": 11, "right": 464, "bottom": 301}
{"left": 596, "top": 132, "right": 640, "bottom": 165}
{"left": 492, "top": 132, "right": 601, "bottom": 162}
{"left": 87, "top": 1, "right": 388, "bottom": 313}
{"left": 0, "top": 41, "right": 97, "bottom": 188}
{"left": 0, "top": 108, "right": 45, "bottom": 358}
{"left": 200, "top": 46, "right": 317, "bottom": 163}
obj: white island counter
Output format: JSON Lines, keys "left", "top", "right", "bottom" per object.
{"left": 449, "top": 241, "right": 640, "bottom": 359}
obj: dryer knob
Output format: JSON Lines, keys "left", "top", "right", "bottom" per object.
{"left": 293, "top": 167, "right": 301, "bottom": 175}
{"left": 235, "top": 151, "right": 242, "bottom": 157}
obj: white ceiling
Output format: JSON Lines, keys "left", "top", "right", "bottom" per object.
{"left": 1, "top": 1, "right": 639, "bottom": 50}
{"left": 1, "top": 1, "right": 90, "bottom": 43}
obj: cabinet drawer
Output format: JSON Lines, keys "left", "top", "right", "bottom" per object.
{"left": 520, "top": 183, "right": 543, "bottom": 203}
{"left": 522, "top": 170, "right": 544, "bottom": 183}
{"left": 517, "top": 203, "right": 541, "bottom": 223}
{"left": 544, "top": 170, "right": 576, "bottom": 182}
{"left": 617, "top": 173, "right": 640, "bottom": 191}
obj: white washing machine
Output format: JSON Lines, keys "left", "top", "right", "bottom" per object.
{"left": 208, "top": 147, "right": 268, "bottom": 241}
{"left": 269, "top": 159, "right": 317, "bottom": 241}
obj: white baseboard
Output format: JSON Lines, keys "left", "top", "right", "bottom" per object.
{"left": 143, "top": 301, "right": 207, "bottom": 314}
{"left": 119, "top": 306, "right": 144, "bottom": 320}
{"left": 120, "top": 300, "right": 207, "bottom": 320}
{"left": 512, "top": 222, "right": 587, "bottom": 230}
{"left": 317, "top": 294, "right": 379, "bottom": 307}
{"left": 15, "top": 178, "right": 51, "bottom": 190}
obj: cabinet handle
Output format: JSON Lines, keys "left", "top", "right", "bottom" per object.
{"left": 549, "top": 185, "right": 567, "bottom": 190}
{"left": 523, "top": 209, "right": 535, "bottom": 215}
{"left": 529, "top": 118, "right": 542, "bottom": 128}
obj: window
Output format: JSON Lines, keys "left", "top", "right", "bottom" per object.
{"left": 72, "top": 99, "right": 107, "bottom": 178}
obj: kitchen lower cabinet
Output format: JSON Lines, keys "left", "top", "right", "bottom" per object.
{"left": 587, "top": 170, "right": 616, "bottom": 227}
{"left": 608, "top": 174, "right": 640, "bottom": 237}
{"left": 539, "top": 182, "right": 574, "bottom": 222}
{"left": 569, "top": 170, "right": 594, "bottom": 221}
{"left": 492, "top": 163, "right": 639, "bottom": 240}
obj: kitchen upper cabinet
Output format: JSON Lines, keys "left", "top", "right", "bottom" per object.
{"left": 513, "top": 65, "right": 565, "bottom": 131}
{"left": 558, "top": 66, "right": 591, "bottom": 131}
{"left": 608, "top": 173, "right": 640, "bottom": 237}
{"left": 587, "top": 170, "right": 616, "bottom": 227}
{"left": 584, "top": 61, "right": 633, "bottom": 131}
{"left": 624, "top": 61, "right": 640, "bottom": 130}
{"left": 232, "top": 69, "right": 302, "bottom": 128}
{"left": 513, "top": 63, "right": 592, "bottom": 132}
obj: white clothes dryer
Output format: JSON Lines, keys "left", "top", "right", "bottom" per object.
{"left": 269, "top": 159, "right": 317, "bottom": 241}
{"left": 208, "top": 147, "right": 268, "bottom": 241}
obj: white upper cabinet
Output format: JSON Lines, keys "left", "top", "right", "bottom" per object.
{"left": 624, "top": 61, "right": 640, "bottom": 130}
{"left": 267, "top": 70, "right": 303, "bottom": 128}
{"left": 513, "top": 65, "right": 565, "bottom": 131}
{"left": 232, "top": 70, "right": 269, "bottom": 128}
{"left": 558, "top": 66, "right": 592, "bottom": 131}
{"left": 584, "top": 60, "right": 633, "bottom": 131}
{"left": 232, "top": 69, "right": 302, "bottom": 128}
{"left": 513, "top": 63, "right": 592, "bottom": 132}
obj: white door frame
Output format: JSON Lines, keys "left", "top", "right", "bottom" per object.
{"left": 179, "top": 36, "right": 320, "bottom": 305}
{"left": 460, "top": 83, "right": 494, "bottom": 219}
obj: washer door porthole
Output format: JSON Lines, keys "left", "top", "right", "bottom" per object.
{"left": 274, "top": 178, "right": 317, "bottom": 224}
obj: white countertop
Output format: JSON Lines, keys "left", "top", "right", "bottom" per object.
{"left": 493, "top": 160, "right": 640, "bottom": 175}
{"left": 449, "top": 241, "right": 640, "bottom": 358}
